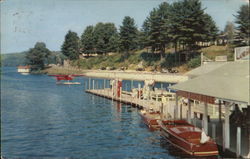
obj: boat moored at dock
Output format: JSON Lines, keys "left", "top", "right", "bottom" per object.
{"left": 158, "top": 120, "right": 218, "bottom": 157}
{"left": 139, "top": 109, "right": 161, "bottom": 131}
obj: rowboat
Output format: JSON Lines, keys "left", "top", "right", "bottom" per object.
{"left": 139, "top": 109, "right": 161, "bottom": 131}
{"left": 158, "top": 120, "right": 218, "bottom": 157}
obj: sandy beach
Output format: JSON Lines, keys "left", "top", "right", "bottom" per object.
{"left": 45, "top": 65, "right": 188, "bottom": 83}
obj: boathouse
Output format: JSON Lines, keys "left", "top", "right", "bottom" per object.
{"left": 169, "top": 60, "right": 250, "bottom": 158}
{"left": 17, "top": 65, "right": 31, "bottom": 73}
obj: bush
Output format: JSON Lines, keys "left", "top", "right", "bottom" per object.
{"left": 187, "top": 56, "right": 201, "bottom": 68}
{"left": 160, "top": 53, "right": 176, "bottom": 68}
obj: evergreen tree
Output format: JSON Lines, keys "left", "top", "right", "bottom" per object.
{"left": 235, "top": 4, "right": 250, "bottom": 46}
{"left": 81, "top": 25, "right": 95, "bottom": 55}
{"left": 119, "top": 16, "right": 138, "bottom": 54}
{"left": 61, "top": 30, "right": 80, "bottom": 60}
{"left": 148, "top": 8, "right": 162, "bottom": 54}
{"left": 139, "top": 18, "right": 151, "bottom": 49}
{"left": 26, "top": 42, "right": 51, "bottom": 70}
{"left": 93, "top": 23, "right": 119, "bottom": 54}
{"left": 169, "top": 0, "right": 218, "bottom": 50}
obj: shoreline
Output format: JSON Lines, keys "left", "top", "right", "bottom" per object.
{"left": 45, "top": 65, "right": 188, "bottom": 83}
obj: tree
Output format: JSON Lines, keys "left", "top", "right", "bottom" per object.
{"left": 93, "top": 23, "right": 119, "bottom": 54}
{"left": 119, "top": 16, "right": 138, "bottom": 54}
{"left": 235, "top": 4, "right": 250, "bottom": 46}
{"left": 169, "top": 0, "right": 218, "bottom": 50}
{"left": 223, "top": 21, "right": 235, "bottom": 44}
{"left": 61, "top": 30, "right": 80, "bottom": 60}
{"left": 139, "top": 18, "right": 151, "bottom": 49}
{"left": 145, "top": 2, "right": 171, "bottom": 58}
{"left": 81, "top": 23, "right": 119, "bottom": 54}
{"left": 81, "top": 25, "right": 95, "bottom": 55}
{"left": 26, "top": 42, "right": 51, "bottom": 70}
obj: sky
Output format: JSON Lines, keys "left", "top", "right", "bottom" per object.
{"left": 0, "top": 0, "right": 249, "bottom": 54}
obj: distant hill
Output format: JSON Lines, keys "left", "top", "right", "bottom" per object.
{"left": 1, "top": 52, "right": 27, "bottom": 67}
{"left": 1, "top": 51, "right": 64, "bottom": 67}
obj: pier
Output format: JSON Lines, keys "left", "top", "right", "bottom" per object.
{"left": 85, "top": 60, "right": 250, "bottom": 158}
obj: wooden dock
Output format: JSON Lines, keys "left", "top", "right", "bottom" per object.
{"left": 86, "top": 88, "right": 224, "bottom": 120}
{"left": 86, "top": 87, "right": 250, "bottom": 158}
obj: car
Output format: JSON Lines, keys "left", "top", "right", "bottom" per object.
{"left": 136, "top": 68, "right": 145, "bottom": 71}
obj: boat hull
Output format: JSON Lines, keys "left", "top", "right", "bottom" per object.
{"left": 139, "top": 111, "right": 161, "bottom": 131}
{"left": 159, "top": 120, "right": 218, "bottom": 157}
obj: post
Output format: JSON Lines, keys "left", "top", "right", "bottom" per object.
{"left": 203, "top": 102, "right": 208, "bottom": 134}
{"left": 161, "top": 83, "right": 163, "bottom": 90}
{"left": 219, "top": 100, "right": 222, "bottom": 122}
{"left": 89, "top": 78, "right": 91, "bottom": 90}
{"left": 160, "top": 102, "right": 163, "bottom": 119}
{"left": 174, "top": 94, "right": 178, "bottom": 120}
{"left": 224, "top": 103, "right": 230, "bottom": 149}
{"left": 180, "top": 103, "right": 182, "bottom": 119}
{"left": 222, "top": 122, "right": 226, "bottom": 151}
{"left": 212, "top": 124, "right": 216, "bottom": 140}
{"left": 120, "top": 86, "right": 122, "bottom": 102}
{"left": 112, "top": 85, "right": 114, "bottom": 101}
{"left": 236, "top": 127, "right": 241, "bottom": 157}
{"left": 188, "top": 99, "right": 191, "bottom": 123}
{"left": 131, "top": 80, "right": 134, "bottom": 90}
{"left": 92, "top": 80, "right": 95, "bottom": 90}
{"left": 138, "top": 83, "right": 141, "bottom": 106}
{"left": 104, "top": 79, "right": 106, "bottom": 89}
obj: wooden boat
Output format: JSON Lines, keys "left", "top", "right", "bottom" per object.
{"left": 139, "top": 109, "right": 161, "bottom": 131}
{"left": 158, "top": 120, "right": 218, "bottom": 157}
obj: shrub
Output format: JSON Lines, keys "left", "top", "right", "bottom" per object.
{"left": 187, "top": 56, "right": 201, "bottom": 68}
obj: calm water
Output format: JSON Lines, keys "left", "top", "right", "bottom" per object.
{"left": 1, "top": 67, "right": 178, "bottom": 158}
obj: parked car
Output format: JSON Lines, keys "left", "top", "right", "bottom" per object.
{"left": 136, "top": 68, "right": 145, "bottom": 71}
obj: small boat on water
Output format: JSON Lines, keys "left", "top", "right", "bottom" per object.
{"left": 49, "top": 75, "right": 83, "bottom": 85}
{"left": 139, "top": 109, "right": 161, "bottom": 131}
{"left": 158, "top": 120, "right": 218, "bottom": 157}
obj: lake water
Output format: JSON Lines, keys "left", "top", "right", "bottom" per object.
{"left": 1, "top": 67, "right": 179, "bottom": 158}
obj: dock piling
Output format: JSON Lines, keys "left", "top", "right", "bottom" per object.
{"left": 188, "top": 99, "right": 191, "bottom": 123}
{"left": 236, "top": 127, "right": 241, "bottom": 157}
{"left": 212, "top": 123, "right": 216, "bottom": 140}
{"left": 203, "top": 102, "right": 208, "bottom": 134}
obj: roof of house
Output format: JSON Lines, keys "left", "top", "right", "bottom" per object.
{"left": 185, "top": 62, "right": 227, "bottom": 78}
{"left": 17, "top": 65, "right": 31, "bottom": 69}
{"left": 171, "top": 60, "right": 250, "bottom": 104}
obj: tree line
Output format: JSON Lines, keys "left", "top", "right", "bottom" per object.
{"left": 25, "top": 0, "right": 249, "bottom": 70}
{"left": 62, "top": 0, "right": 220, "bottom": 61}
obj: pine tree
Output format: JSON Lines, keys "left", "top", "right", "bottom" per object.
{"left": 61, "top": 30, "right": 80, "bottom": 60}
{"left": 81, "top": 25, "right": 95, "bottom": 55}
{"left": 140, "top": 18, "right": 151, "bottom": 49}
{"left": 235, "top": 4, "right": 250, "bottom": 46}
{"left": 119, "top": 16, "right": 138, "bottom": 54}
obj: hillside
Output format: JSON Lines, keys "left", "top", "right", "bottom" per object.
{"left": 1, "top": 51, "right": 64, "bottom": 67}
{"left": 1, "top": 52, "right": 27, "bottom": 67}
{"left": 71, "top": 45, "right": 233, "bottom": 73}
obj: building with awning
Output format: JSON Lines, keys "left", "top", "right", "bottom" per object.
{"left": 174, "top": 61, "right": 249, "bottom": 105}
{"left": 169, "top": 60, "right": 249, "bottom": 157}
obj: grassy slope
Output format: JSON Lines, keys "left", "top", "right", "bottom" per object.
{"left": 201, "top": 45, "right": 234, "bottom": 61}
{"left": 73, "top": 45, "right": 234, "bottom": 73}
